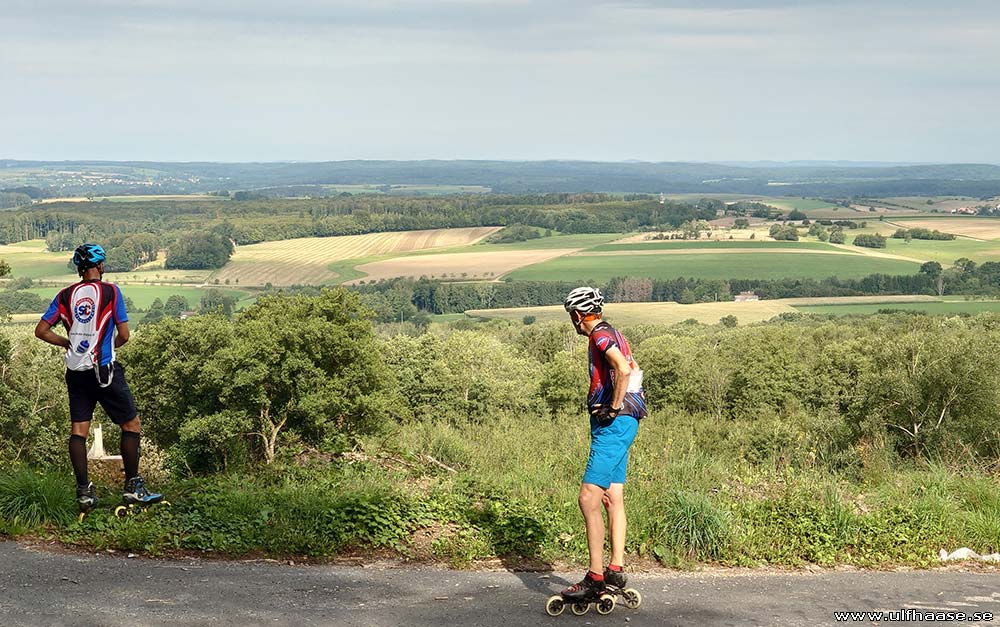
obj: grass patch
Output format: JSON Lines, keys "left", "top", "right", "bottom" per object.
{"left": 0, "top": 468, "right": 76, "bottom": 531}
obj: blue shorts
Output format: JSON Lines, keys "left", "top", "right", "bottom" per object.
{"left": 582, "top": 415, "right": 639, "bottom": 489}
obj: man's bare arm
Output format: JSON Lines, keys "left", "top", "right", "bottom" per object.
{"left": 34, "top": 320, "right": 71, "bottom": 350}
{"left": 604, "top": 345, "right": 633, "bottom": 411}
{"left": 114, "top": 322, "right": 130, "bottom": 348}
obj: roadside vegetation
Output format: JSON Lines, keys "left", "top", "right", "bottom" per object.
{"left": 3, "top": 289, "right": 1000, "bottom": 569}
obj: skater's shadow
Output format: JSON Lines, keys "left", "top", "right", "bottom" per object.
{"left": 499, "top": 555, "right": 573, "bottom": 594}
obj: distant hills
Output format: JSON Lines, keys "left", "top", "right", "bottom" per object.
{"left": 2, "top": 159, "right": 1000, "bottom": 198}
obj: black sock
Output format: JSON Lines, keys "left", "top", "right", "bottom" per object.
{"left": 120, "top": 431, "right": 140, "bottom": 480}
{"left": 69, "top": 434, "right": 89, "bottom": 486}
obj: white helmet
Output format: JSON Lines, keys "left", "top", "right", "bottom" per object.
{"left": 564, "top": 286, "right": 604, "bottom": 314}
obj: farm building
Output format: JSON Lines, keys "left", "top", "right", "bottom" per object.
{"left": 735, "top": 291, "right": 760, "bottom": 302}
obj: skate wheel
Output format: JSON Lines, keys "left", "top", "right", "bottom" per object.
{"left": 78, "top": 512, "right": 86, "bottom": 523}
{"left": 161, "top": 500, "right": 170, "bottom": 507}
{"left": 544, "top": 595, "right": 565, "bottom": 617}
{"left": 595, "top": 593, "right": 616, "bottom": 615}
{"left": 114, "top": 505, "right": 129, "bottom": 518}
{"left": 570, "top": 602, "right": 590, "bottom": 616}
{"left": 622, "top": 588, "right": 642, "bottom": 609}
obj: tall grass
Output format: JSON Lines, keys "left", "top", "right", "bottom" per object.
{"left": 0, "top": 468, "right": 76, "bottom": 529}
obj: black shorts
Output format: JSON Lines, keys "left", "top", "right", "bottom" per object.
{"left": 65, "top": 362, "right": 138, "bottom": 425}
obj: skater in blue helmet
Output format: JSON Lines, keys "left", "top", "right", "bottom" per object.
{"left": 34, "top": 243, "right": 162, "bottom": 517}
{"left": 547, "top": 287, "right": 646, "bottom": 616}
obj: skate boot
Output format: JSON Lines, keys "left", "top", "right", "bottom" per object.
{"left": 545, "top": 572, "right": 617, "bottom": 616}
{"left": 604, "top": 566, "right": 642, "bottom": 610}
{"left": 603, "top": 566, "right": 627, "bottom": 589}
{"left": 122, "top": 474, "right": 163, "bottom": 506}
{"left": 76, "top": 482, "right": 98, "bottom": 521}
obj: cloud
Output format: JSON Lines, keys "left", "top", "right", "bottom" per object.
{"left": 1, "top": 0, "right": 998, "bottom": 161}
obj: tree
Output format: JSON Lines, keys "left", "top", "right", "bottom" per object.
{"left": 829, "top": 227, "right": 845, "bottom": 244}
{"left": 954, "top": 257, "right": 977, "bottom": 275}
{"left": 163, "top": 295, "right": 190, "bottom": 318}
{"left": 0, "top": 259, "right": 9, "bottom": 278}
{"left": 165, "top": 233, "right": 234, "bottom": 270}
{"left": 200, "top": 289, "right": 237, "bottom": 317}
{"left": 733, "top": 218, "right": 750, "bottom": 229}
{"left": 125, "top": 290, "right": 401, "bottom": 468}
{"left": 540, "top": 351, "right": 586, "bottom": 417}
{"left": 920, "top": 261, "right": 942, "bottom": 279}
{"left": 852, "top": 234, "right": 887, "bottom": 249}
{"left": 920, "top": 261, "right": 944, "bottom": 296}
{"left": 720, "top": 315, "right": 738, "bottom": 328}
{"left": 850, "top": 325, "right": 1000, "bottom": 458}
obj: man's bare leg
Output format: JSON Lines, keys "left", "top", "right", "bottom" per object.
{"left": 579, "top": 482, "right": 607, "bottom": 573}
{"left": 604, "top": 483, "right": 626, "bottom": 567}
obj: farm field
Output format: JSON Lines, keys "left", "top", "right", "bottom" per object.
{"left": 468, "top": 300, "right": 799, "bottom": 325}
{"left": 878, "top": 237, "right": 1000, "bottom": 264}
{"left": 347, "top": 248, "right": 578, "bottom": 284}
{"left": 589, "top": 240, "right": 850, "bottom": 253}
{"left": 504, "top": 251, "right": 922, "bottom": 283}
{"left": 468, "top": 295, "right": 952, "bottom": 326}
{"left": 886, "top": 217, "right": 1000, "bottom": 240}
{"left": 880, "top": 196, "right": 989, "bottom": 213}
{"left": 0, "top": 241, "right": 75, "bottom": 279}
{"left": 794, "top": 300, "right": 1000, "bottom": 316}
{"left": 761, "top": 198, "right": 840, "bottom": 212}
{"left": 212, "top": 227, "right": 501, "bottom": 286}
{"left": 36, "top": 194, "right": 225, "bottom": 204}
{"left": 25, "top": 285, "right": 248, "bottom": 311}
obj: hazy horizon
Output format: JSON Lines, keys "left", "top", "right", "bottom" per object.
{"left": 4, "top": 1, "right": 998, "bottom": 163}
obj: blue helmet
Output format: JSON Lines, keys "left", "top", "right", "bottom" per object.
{"left": 72, "top": 243, "right": 106, "bottom": 270}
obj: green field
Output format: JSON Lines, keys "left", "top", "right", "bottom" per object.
{"left": 878, "top": 237, "right": 1000, "bottom": 264}
{"left": 0, "top": 244, "right": 74, "bottom": 279}
{"left": 763, "top": 198, "right": 840, "bottom": 212}
{"left": 26, "top": 285, "right": 248, "bottom": 311}
{"left": 505, "top": 252, "right": 922, "bottom": 283}
{"left": 794, "top": 301, "right": 1000, "bottom": 316}
{"left": 590, "top": 240, "right": 849, "bottom": 253}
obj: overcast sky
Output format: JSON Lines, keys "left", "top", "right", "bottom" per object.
{"left": 2, "top": 0, "right": 998, "bottom": 163}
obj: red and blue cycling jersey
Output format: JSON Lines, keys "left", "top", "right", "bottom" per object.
{"left": 42, "top": 279, "right": 127, "bottom": 370}
{"left": 588, "top": 321, "right": 647, "bottom": 419}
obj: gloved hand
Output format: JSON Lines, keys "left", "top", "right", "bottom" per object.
{"left": 590, "top": 404, "right": 620, "bottom": 427}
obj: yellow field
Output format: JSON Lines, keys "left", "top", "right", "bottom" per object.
{"left": 467, "top": 300, "right": 800, "bottom": 326}
{"left": 213, "top": 227, "right": 502, "bottom": 286}
{"left": 889, "top": 218, "right": 1000, "bottom": 240}
{"left": 347, "top": 248, "right": 578, "bottom": 284}
{"left": 467, "top": 295, "right": 947, "bottom": 326}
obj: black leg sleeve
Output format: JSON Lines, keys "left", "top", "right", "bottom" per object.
{"left": 69, "top": 435, "right": 89, "bottom": 486}
{"left": 120, "top": 431, "right": 140, "bottom": 481}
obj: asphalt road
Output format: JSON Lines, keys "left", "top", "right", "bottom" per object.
{"left": 1, "top": 541, "right": 999, "bottom": 626}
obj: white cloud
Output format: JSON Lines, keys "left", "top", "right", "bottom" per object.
{"left": 1, "top": 0, "right": 997, "bottom": 161}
